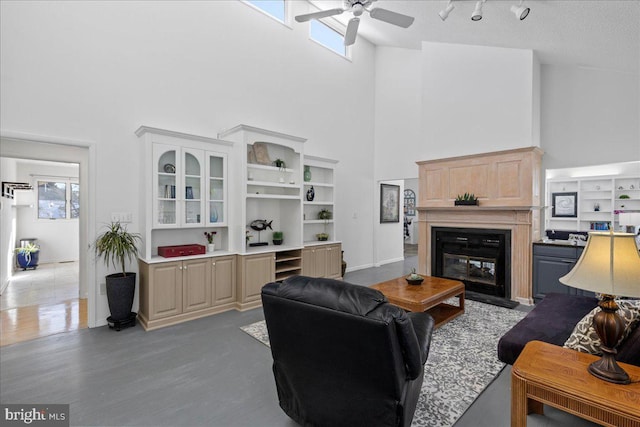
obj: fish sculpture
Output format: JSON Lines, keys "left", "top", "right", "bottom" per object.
{"left": 250, "top": 219, "right": 273, "bottom": 232}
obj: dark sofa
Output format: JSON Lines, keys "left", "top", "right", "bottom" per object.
{"left": 497, "top": 293, "right": 640, "bottom": 366}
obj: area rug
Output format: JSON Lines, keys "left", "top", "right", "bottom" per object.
{"left": 240, "top": 299, "right": 526, "bottom": 427}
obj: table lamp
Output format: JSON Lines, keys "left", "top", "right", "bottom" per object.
{"left": 559, "top": 231, "right": 640, "bottom": 384}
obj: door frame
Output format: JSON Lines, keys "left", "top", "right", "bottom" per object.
{"left": 0, "top": 130, "right": 97, "bottom": 327}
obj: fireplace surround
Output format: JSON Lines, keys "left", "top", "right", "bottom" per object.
{"left": 416, "top": 147, "right": 543, "bottom": 304}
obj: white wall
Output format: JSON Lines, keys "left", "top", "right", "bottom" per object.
{"left": 0, "top": 1, "right": 377, "bottom": 324}
{"left": 0, "top": 158, "right": 18, "bottom": 292}
{"left": 421, "top": 42, "right": 540, "bottom": 158}
{"left": 15, "top": 160, "right": 79, "bottom": 263}
{"left": 374, "top": 47, "right": 423, "bottom": 181}
{"left": 540, "top": 65, "right": 640, "bottom": 169}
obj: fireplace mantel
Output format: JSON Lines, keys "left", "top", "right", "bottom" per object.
{"left": 416, "top": 148, "right": 543, "bottom": 304}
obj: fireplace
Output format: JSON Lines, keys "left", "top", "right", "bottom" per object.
{"left": 432, "top": 227, "right": 511, "bottom": 300}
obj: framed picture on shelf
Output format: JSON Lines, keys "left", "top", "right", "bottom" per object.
{"left": 380, "top": 184, "right": 400, "bottom": 223}
{"left": 185, "top": 186, "right": 194, "bottom": 200}
{"left": 552, "top": 192, "right": 577, "bottom": 217}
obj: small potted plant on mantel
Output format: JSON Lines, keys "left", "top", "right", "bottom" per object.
{"left": 454, "top": 193, "right": 479, "bottom": 206}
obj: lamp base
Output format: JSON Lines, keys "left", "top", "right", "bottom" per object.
{"left": 588, "top": 295, "right": 631, "bottom": 385}
{"left": 588, "top": 349, "right": 630, "bottom": 385}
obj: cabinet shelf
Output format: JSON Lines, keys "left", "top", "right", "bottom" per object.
{"left": 304, "top": 220, "right": 334, "bottom": 224}
{"left": 247, "top": 163, "right": 294, "bottom": 173}
{"left": 304, "top": 201, "right": 334, "bottom": 206}
{"left": 247, "top": 194, "right": 301, "bottom": 200}
{"left": 304, "top": 182, "right": 334, "bottom": 188}
{"left": 275, "top": 263, "right": 301, "bottom": 274}
{"left": 247, "top": 180, "right": 299, "bottom": 189}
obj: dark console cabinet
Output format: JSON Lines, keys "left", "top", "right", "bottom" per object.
{"left": 532, "top": 243, "right": 593, "bottom": 303}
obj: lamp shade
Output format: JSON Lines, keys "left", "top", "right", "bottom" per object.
{"left": 559, "top": 232, "right": 640, "bottom": 297}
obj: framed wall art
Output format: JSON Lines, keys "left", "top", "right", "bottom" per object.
{"left": 552, "top": 192, "right": 577, "bottom": 217}
{"left": 380, "top": 184, "right": 400, "bottom": 223}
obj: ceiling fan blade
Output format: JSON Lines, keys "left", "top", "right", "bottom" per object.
{"left": 295, "top": 8, "right": 344, "bottom": 23}
{"left": 344, "top": 17, "right": 360, "bottom": 46}
{"left": 369, "top": 7, "right": 415, "bottom": 28}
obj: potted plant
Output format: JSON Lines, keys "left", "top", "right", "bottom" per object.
{"left": 94, "top": 222, "right": 141, "bottom": 322}
{"left": 272, "top": 231, "right": 284, "bottom": 245}
{"left": 204, "top": 230, "right": 217, "bottom": 253}
{"left": 273, "top": 158, "right": 286, "bottom": 170}
{"left": 318, "top": 209, "right": 332, "bottom": 220}
{"left": 15, "top": 242, "right": 40, "bottom": 270}
{"left": 454, "top": 192, "right": 479, "bottom": 206}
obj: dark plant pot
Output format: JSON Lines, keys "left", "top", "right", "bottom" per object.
{"left": 273, "top": 239, "right": 283, "bottom": 245}
{"left": 341, "top": 250, "right": 346, "bottom": 277}
{"left": 454, "top": 200, "right": 479, "bottom": 206}
{"left": 317, "top": 236, "right": 328, "bottom": 241}
{"left": 16, "top": 251, "right": 39, "bottom": 270}
{"left": 106, "top": 272, "right": 136, "bottom": 322}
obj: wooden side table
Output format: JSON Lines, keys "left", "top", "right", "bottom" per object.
{"left": 511, "top": 340, "right": 640, "bottom": 427}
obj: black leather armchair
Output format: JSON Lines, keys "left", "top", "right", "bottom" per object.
{"left": 261, "top": 276, "right": 435, "bottom": 427}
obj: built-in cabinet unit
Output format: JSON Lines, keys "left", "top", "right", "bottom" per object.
{"left": 218, "top": 124, "right": 305, "bottom": 253}
{"left": 136, "top": 125, "right": 341, "bottom": 330}
{"left": 303, "top": 155, "right": 338, "bottom": 244}
{"left": 546, "top": 175, "right": 640, "bottom": 232}
{"left": 137, "top": 126, "right": 232, "bottom": 259}
{"left": 138, "top": 254, "right": 236, "bottom": 330}
{"left": 532, "top": 243, "right": 593, "bottom": 303}
{"left": 302, "top": 243, "right": 342, "bottom": 279}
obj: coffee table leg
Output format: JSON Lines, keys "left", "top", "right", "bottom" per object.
{"left": 459, "top": 291, "right": 465, "bottom": 311}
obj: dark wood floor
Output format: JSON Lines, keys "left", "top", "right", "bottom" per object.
{"left": 1, "top": 257, "right": 596, "bottom": 426}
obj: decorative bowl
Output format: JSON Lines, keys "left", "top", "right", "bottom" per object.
{"left": 406, "top": 276, "right": 424, "bottom": 285}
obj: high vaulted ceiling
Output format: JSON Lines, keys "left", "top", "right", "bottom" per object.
{"left": 308, "top": 0, "right": 640, "bottom": 74}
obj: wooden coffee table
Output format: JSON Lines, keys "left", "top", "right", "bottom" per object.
{"left": 511, "top": 340, "right": 640, "bottom": 427}
{"left": 371, "top": 276, "right": 465, "bottom": 328}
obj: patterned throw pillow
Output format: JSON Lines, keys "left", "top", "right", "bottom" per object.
{"left": 563, "top": 300, "right": 640, "bottom": 355}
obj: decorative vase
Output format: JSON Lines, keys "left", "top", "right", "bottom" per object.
{"left": 304, "top": 166, "right": 312, "bottom": 182}
{"left": 306, "top": 186, "right": 315, "bottom": 201}
{"left": 208, "top": 243, "right": 215, "bottom": 253}
{"left": 210, "top": 207, "right": 218, "bottom": 222}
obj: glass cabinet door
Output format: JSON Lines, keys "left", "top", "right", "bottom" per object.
{"left": 183, "top": 148, "right": 204, "bottom": 227}
{"left": 154, "top": 145, "right": 178, "bottom": 227}
{"left": 207, "top": 152, "right": 226, "bottom": 225}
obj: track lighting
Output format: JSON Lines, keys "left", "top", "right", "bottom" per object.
{"left": 510, "top": 0, "right": 530, "bottom": 20}
{"left": 439, "top": 0, "right": 455, "bottom": 21}
{"left": 438, "top": 0, "right": 530, "bottom": 22}
{"left": 471, "top": 0, "right": 485, "bottom": 21}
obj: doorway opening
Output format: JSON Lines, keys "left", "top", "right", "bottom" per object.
{"left": 1, "top": 135, "right": 95, "bottom": 345}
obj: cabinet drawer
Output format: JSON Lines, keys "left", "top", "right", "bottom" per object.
{"left": 533, "top": 244, "right": 581, "bottom": 259}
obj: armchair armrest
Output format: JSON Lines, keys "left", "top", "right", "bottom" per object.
{"left": 407, "top": 312, "right": 435, "bottom": 365}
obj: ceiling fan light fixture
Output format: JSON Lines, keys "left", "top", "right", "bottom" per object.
{"left": 510, "top": 1, "right": 530, "bottom": 20}
{"left": 439, "top": 1, "right": 455, "bottom": 21}
{"left": 471, "top": 0, "right": 485, "bottom": 21}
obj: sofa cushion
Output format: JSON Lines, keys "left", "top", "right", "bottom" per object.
{"left": 564, "top": 300, "right": 640, "bottom": 355}
{"left": 497, "top": 293, "right": 597, "bottom": 365}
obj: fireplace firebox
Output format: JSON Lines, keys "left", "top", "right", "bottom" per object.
{"left": 432, "top": 227, "right": 511, "bottom": 300}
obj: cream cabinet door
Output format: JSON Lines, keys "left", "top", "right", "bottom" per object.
{"left": 302, "top": 247, "right": 315, "bottom": 277}
{"left": 326, "top": 244, "right": 342, "bottom": 279}
{"left": 313, "top": 246, "right": 328, "bottom": 278}
{"left": 149, "top": 261, "right": 183, "bottom": 319}
{"left": 182, "top": 258, "right": 212, "bottom": 313}
{"left": 212, "top": 255, "right": 236, "bottom": 306}
{"left": 239, "top": 253, "right": 275, "bottom": 303}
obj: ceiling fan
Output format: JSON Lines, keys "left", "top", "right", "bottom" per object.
{"left": 295, "top": 0, "right": 415, "bottom": 46}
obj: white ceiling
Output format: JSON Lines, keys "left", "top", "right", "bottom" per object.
{"left": 309, "top": 0, "right": 640, "bottom": 74}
